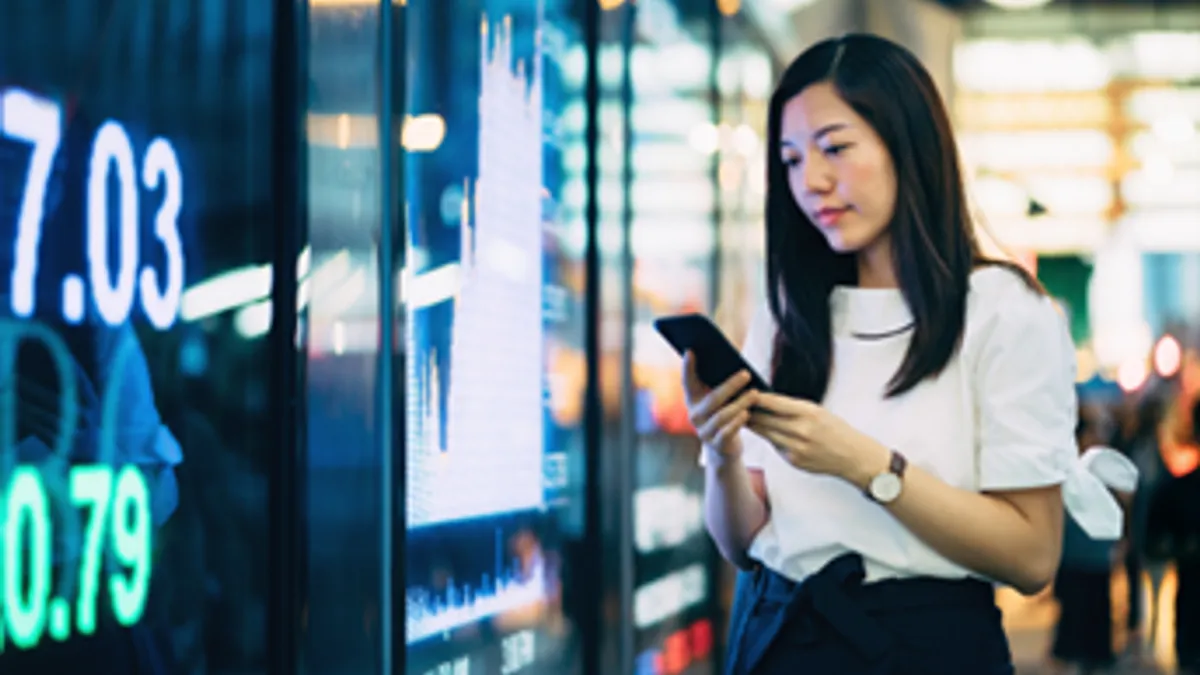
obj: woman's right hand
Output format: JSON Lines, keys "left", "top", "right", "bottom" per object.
{"left": 682, "top": 350, "right": 759, "bottom": 463}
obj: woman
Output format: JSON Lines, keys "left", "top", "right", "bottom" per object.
{"left": 684, "top": 34, "right": 1132, "bottom": 674}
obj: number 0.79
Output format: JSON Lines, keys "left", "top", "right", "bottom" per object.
{"left": 0, "top": 464, "right": 152, "bottom": 652}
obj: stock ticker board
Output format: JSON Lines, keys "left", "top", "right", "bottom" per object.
{"left": 0, "top": 85, "right": 177, "bottom": 652}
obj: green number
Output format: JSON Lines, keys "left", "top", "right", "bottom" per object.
{"left": 3, "top": 468, "right": 50, "bottom": 649}
{"left": 108, "top": 466, "right": 150, "bottom": 626}
{"left": 69, "top": 465, "right": 113, "bottom": 636}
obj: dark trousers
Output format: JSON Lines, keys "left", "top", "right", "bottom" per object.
{"left": 1180, "top": 560, "right": 1200, "bottom": 670}
{"left": 726, "top": 553, "right": 1014, "bottom": 675}
{"left": 1051, "top": 567, "right": 1114, "bottom": 668}
{"left": 1126, "top": 550, "right": 1143, "bottom": 630}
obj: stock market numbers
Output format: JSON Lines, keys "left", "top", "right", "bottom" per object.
{"left": 0, "top": 84, "right": 181, "bottom": 653}
{"left": 1, "top": 461, "right": 152, "bottom": 652}
{"left": 1, "top": 87, "right": 185, "bottom": 329}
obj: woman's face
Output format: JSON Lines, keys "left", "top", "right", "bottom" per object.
{"left": 779, "top": 82, "right": 897, "bottom": 254}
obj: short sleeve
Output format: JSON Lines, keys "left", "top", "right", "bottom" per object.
{"left": 698, "top": 300, "right": 776, "bottom": 470}
{"left": 975, "top": 278, "right": 1077, "bottom": 491}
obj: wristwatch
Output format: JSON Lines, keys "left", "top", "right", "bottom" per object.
{"left": 864, "top": 449, "right": 908, "bottom": 504}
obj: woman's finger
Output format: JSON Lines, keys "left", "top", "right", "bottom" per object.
{"left": 748, "top": 410, "right": 803, "bottom": 439}
{"left": 697, "top": 389, "right": 757, "bottom": 443}
{"left": 710, "top": 410, "right": 750, "bottom": 449}
{"left": 747, "top": 421, "right": 801, "bottom": 461}
{"left": 689, "top": 370, "right": 752, "bottom": 428}
{"left": 752, "top": 392, "right": 816, "bottom": 417}
{"left": 682, "top": 351, "right": 707, "bottom": 401}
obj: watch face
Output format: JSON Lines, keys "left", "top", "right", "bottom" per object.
{"left": 870, "top": 473, "right": 902, "bottom": 503}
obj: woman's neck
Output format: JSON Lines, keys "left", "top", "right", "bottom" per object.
{"left": 855, "top": 236, "right": 898, "bottom": 289}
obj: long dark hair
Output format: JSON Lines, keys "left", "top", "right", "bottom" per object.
{"left": 766, "top": 34, "right": 1035, "bottom": 402}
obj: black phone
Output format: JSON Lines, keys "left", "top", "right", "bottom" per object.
{"left": 653, "top": 313, "right": 771, "bottom": 392}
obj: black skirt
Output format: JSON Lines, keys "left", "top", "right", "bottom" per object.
{"left": 726, "top": 553, "right": 1014, "bottom": 675}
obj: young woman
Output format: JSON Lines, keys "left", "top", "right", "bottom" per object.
{"left": 684, "top": 34, "right": 1133, "bottom": 674}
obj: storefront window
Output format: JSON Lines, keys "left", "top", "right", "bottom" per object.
{"left": 402, "top": 1, "right": 587, "bottom": 672}
{"left": 0, "top": 1, "right": 273, "bottom": 672}
{"left": 626, "top": 2, "right": 723, "bottom": 673}
{"left": 303, "top": 1, "right": 389, "bottom": 672}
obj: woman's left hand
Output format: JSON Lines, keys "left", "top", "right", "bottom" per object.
{"left": 747, "top": 393, "right": 889, "bottom": 487}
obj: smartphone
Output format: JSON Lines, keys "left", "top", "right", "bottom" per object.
{"left": 653, "top": 313, "right": 771, "bottom": 392}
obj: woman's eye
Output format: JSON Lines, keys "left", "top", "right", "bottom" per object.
{"left": 782, "top": 156, "right": 801, "bottom": 168}
{"left": 822, "top": 143, "right": 850, "bottom": 156}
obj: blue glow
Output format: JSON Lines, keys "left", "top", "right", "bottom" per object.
{"left": 405, "top": 529, "right": 546, "bottom": 644}
{"left": 1, "top": 87, "right": 185, "bottom": 330}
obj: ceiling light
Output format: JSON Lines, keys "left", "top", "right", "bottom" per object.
{"left": 766, "top": 0, "right": 819, "bottom": 11}
{"left": 984, "top": 0, "right": 1053, "bottom": 9}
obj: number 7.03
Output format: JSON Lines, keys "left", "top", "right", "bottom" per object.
{"left": 0, "top": 87, "right": 185, "bottom": 330}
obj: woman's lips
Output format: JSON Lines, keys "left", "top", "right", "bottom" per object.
{"left": 815, "top": 207, "right": 848, "bottom": 227}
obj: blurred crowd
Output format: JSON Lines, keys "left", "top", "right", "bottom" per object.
{"left": 1047, "top": 352, "right": 1200, "bottom": 674}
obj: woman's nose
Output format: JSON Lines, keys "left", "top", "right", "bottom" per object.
{"left": 802, "top": 156, "right": 834, "bottom": 194}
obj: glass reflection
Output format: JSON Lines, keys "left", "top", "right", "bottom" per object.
{"left": 0, "top": 1, "right": 273, "bottom": 673}
{"left": 627, "top": 2, "right": 722, "bottom": 674}
{"left": 402, "top": 0, "right": 585, "bottom": 672}
{"left": 303, "top": 2, "right": 387, "bottom": 673}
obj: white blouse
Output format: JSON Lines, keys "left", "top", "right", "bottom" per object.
{"left": 731, "top": 267, "right": 1136, "bottom": 585}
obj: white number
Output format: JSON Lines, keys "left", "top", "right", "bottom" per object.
{"left": 139, "top": 138, "right": 184, "bottom": 330}
{"left": 424, "top": 657, "right": 469, "bottom": 675}
{"left": 87, "top": 121, "right": 140, "bottom": 326}
{"left": 1, "top": 89, "right": 62, "bottom": 318}
{"left": 501, "top": 630, "right": 535, "bottom": 674}
{"left": 2, "top": 87, "right": 183, "bottom": 328}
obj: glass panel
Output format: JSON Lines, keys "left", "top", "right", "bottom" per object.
{"left": 0, "top": 1, "right": 273, "bottom": 672}
{"left": 402, "top": 0, "right": 587, "bottom": 672}
{"left": 627, "top": 2, "right": 722, "bottom": 673}
{"left": 592, "top": 5, "right": 633, "bottom": 672}
{"left": 712, "top": 8, "right": 773, "bottom": 656}
{"left": 714, "top": 12, "right": 771, "bottom": 343}
{"left": 303, "top": 1, "right": 386, "bottom": 673}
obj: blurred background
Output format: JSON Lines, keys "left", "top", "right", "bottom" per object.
{"left": 1, "top": 0, "right": 1199, "bottom": 674}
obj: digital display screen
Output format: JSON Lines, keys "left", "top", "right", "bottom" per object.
{"left": 2, "top": 88, "right": 184, "bottom": 329}
{"left": 403, "top": 1, "right": 584, "bottom": 673}
{"left": 1, "top": 2, "right": 274, "bottom": 672}
{"left": 0, "top": 84, "right": 170, "bottom": 653}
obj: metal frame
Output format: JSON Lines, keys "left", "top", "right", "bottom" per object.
{"left": 267, "top": 1, "right": 308, "bottom": 674}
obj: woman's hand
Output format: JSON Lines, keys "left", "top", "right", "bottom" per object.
{"left": 682, "top": 351, "right": 759, "bottom": 465}
{"left": 748, "top": 393, "right": 889, "bottom": 487}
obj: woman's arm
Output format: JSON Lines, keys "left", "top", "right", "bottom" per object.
{"left": 703, "top": 453, "right": 769, "bottom": 569}
{"left": 749, "top": 394, "right": 1065, "bottom": 596}
{"left": 846, "top": 447, "right": 1063, "bottom": 595}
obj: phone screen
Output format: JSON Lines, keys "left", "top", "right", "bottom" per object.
{"left": 653, "top": 314, "right": 771, "bottom": 391}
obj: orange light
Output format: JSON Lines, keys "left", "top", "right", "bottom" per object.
{"left": 717, "top": 0, "right": 741, "bottom": 16}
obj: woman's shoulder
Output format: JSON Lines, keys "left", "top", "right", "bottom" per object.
{"left": 965, "top": 263, "right": 1070, "bottom": 351}
{"left": 968, "top": 262, "right": 1041, "bottom": 303}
